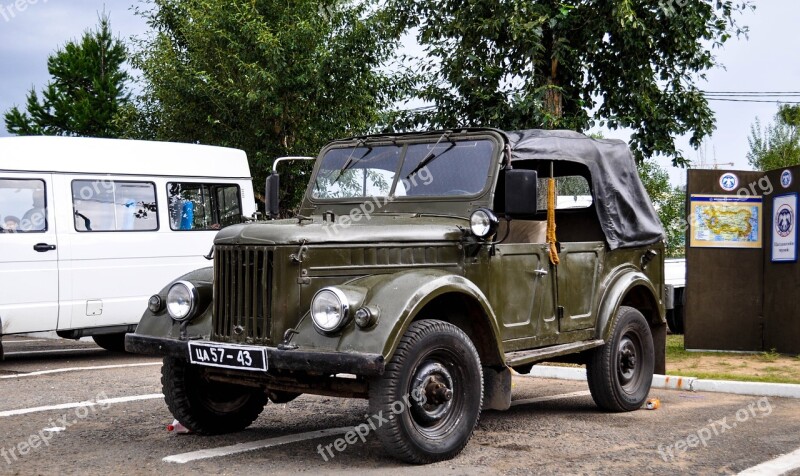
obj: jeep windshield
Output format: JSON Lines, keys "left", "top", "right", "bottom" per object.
{"left": 311, "top": 138, "right": 496, "bottom": 200}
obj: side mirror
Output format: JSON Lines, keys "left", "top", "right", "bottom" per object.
{"left": 505, "top": 169, "right": 539, "bottom": 216}
{"left": 265, "top": 172, "right": 280, "bottom": 219}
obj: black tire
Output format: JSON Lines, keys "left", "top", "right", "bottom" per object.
{"left": 92, "top": 333, "right": 127, "bottom": 352}
{"left": 369, "top": 320, "right": 483, "bottom": 464}
{"left": 587, "top": 306, "right": 654, "bottom": 412}
{"left": 161, "top": 357, "right": 268, "bottom": 434}
{"left": 666, "top": 306, "right": 685, "bottom": 334}
{"left": 267, "top": 390, "right": 301, "bottom": 404}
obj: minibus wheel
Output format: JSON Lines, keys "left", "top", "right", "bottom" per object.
{"left": 92, "top": 333, "right": 127, "bottom": 352}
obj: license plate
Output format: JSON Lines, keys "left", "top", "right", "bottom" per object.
{"left": 188, "top": 341, "right": 267, "bottom": 372}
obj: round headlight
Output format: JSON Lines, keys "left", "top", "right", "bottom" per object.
{"left": 311, "top": 287, "right": 350, "bottom": 333}
{"left": 470, "top": 208, "right": 499, "bottom": 239}
{"left": 166, "top": 281, "right": 197, "bottom": 321}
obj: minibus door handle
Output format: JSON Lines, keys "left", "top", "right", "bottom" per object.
{"left": 33, "top": 243, "right": 57, "bottom": 252}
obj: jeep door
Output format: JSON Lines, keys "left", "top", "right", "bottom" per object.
{"left": 488, "top": 240, "right": 558, "bottom": 343}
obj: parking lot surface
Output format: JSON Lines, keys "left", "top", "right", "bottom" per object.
{"left": 2, "top": 335, "right": 800, "bottom": 475}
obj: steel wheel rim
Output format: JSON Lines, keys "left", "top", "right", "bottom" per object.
{"left": 617, "top": 333, "right": 642, "bottom": 393}
{"left": 407, "top": 350, "right": 465, "bottom": 439}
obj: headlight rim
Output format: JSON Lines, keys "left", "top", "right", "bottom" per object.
{"left": 310, "top": 287, "right": 351, "bottom": 334}
{"left": 166, "top": 280, "right": 199, "bottom": 322}
{"left": 470, "top": 207, "right": 499, "bottom": 239}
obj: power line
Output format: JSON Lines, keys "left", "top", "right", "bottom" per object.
{"left": 706, "top": 98, "right": 800, "bottom": 104}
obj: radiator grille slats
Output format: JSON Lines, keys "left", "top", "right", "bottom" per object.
{"left": 213, "top": 246, "right": 272, "bottom": 342}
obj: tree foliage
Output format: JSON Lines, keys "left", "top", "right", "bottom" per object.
{"left": 126, "top": 0, "right": 402, "bottom": 211}
{"left": 747, "top": 105, "right": 800, "bottom": 171}
{"left": 4, "top": 15, "right": 130, "bottom": 137}
{"left": 638, "top": 159, "right": 685, "bottom": 257}
{"left": 388, "top": 0, "right": 753, "bottom": 165}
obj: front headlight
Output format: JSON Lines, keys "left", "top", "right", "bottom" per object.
{"left": 311, "top": 287, "right": 350, "bottom": 333}
{"left": 470, "top": 208, "right": 499, "bottom": 239}
{"left": 166, "top": 281, "right": 198, "bottom": 321}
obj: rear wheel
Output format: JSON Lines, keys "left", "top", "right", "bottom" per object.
{"left": 369, "top": 320, "right": 483, "bottom": 464}
{"left": 161, "top": 357, "right": 268, "bottom": 434}
{"left": 92, "top": 333, "right": 127, "bottom": 352}
{"left": 587, "top": 306, "right": 654, "bottom": 412}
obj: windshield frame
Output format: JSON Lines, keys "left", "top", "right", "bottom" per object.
{"left": 305, "top": 131, "right": 503, "bottom": 207}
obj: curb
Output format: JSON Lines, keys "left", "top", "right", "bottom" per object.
{"left": 527, "top": 365, "right": 800, "bottom": 399}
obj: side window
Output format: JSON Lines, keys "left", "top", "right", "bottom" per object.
{"left": 537, "top": 176, "right": 594, "bottom": 210}
{"left": 0, "top": 178, "right": 47, "bottom": 232}
{"left": 168, "top": 183, "right": 242, "bottom": 231}
{"left": 72, "top": 180, "right": 158, "bottom": 232}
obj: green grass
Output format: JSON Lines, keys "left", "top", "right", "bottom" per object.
{"left": 675, "top": 372, "right": 800, "bottom": 385}
{"left": 665, "top": 335, "right": 800, "bottom": 385}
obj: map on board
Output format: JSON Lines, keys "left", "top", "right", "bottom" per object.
{"left": 690, "top": 195, "right": 762, "bottom": 249}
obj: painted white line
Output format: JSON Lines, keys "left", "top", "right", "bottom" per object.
{"left": 3, "top": 339, "right": 47, "bottom": 344}
{"left": 738, "top": 446, "right": 800, "bottom": 476}
{"left": 0, "top": 362, "right": 161, "bottom": 379}
{"left": 0, "top": 394, "right": 163, "bottom": 417}
{"left": 511, "top": 390, "right": 591, "bottom": 407}
{"left": 163, "top": 426, "right": 353, "bottom": 464}
{"left": 5, "top": 348, "right": 104, "bottom": 356}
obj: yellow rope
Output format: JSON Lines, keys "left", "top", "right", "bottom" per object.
{"left": 547, "top": 177, "right": 560, "bottom": 265}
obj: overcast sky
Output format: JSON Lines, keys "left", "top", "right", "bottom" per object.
{"left": 1, "top": 1, "right": 797, "bottom": 185}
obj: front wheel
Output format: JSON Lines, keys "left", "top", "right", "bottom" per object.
{"left": 161, "top": 357, "right": 268, "bottom": 434}
{"left": 369, "top": 320, "right": 483, "bottom": 464}
{"left": 587, "top": 306, "right": 654, "bottom": 412}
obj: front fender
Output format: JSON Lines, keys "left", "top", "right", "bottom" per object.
{"left": 130, "top": 267, "right": 214, "bottom": 341}
{"left": 291, "top": 269, "right": 502, "bottom": 362}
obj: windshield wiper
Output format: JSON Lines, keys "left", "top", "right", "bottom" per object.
{"left": 404, "top": 131, "right": 455, "bottom": 180}
{"left": 331, "top": 141, "right": 373, "bottom": 186}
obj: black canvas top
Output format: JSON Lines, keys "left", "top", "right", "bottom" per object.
{"left": 504, "top": 129, "right": 665, "bottom": 250}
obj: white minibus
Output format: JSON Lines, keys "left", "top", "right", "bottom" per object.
{"left": 0, "top": 136, "right": 256, "bottom": 355}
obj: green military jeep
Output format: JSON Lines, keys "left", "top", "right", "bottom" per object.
{"left": 126, "top": 129, "right": 666, "bottom": 464}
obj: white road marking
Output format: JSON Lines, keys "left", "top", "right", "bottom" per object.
{"left": 0, "top": 394, "right": 163, "bottom": 417}
{"left": 163, "top": 427, "right": 353, "bottom": 464}
{"left": 43, "top": 427, "right": 66, "bottom": 433}
{"left": 738, "top": 447, "right": 800, "bottom": 476}
{"left": 5, "top": 348, "right": 104, "bottom": 356}
{"left": 511, "top": 390, "right": 592, "bottom": 407}
{"left": 0, "top": 362, "right": 161, "bottom": 379}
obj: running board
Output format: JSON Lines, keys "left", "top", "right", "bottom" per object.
{"left": 505, "top": 339, "right": 604, "bottom": 367}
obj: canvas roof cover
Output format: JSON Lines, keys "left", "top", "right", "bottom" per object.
{"left": 505, "top": 129, "right": 665, "bottom": 250}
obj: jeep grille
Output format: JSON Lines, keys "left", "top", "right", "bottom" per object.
{"left": 213, "top": 245, "right": 273, "bottom": 342}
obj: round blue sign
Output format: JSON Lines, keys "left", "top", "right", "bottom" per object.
{"left": 781, "top": 169, "right": 793, "bottom": 189}
{"left": 719, "top": 173, "right": 738, "bottom": 192}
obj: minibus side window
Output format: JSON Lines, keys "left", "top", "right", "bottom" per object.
{"left": 71, "top": 180, "right": 158, "bottom": 232}
{"left": 0, "top": 178, "right": 47, "bottom": 233}
{"left": 168, "top": 183, "right": 242, "bottom": 231}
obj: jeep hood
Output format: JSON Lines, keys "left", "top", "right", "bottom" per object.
{"left": 214, "top": 215, "right": 466, "bottom": 245}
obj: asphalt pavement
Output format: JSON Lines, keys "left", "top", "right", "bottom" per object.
{"left": 1, "top": 335, "right": 800, "bottom": 475}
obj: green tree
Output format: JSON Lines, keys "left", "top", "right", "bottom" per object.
{"left": 128, "top": 0, "right": 402, "bottom": 211}
{"left": 638, "top": 160, "right": 685, "bottom": 257}
{"left": 388, "top": 0, "right": 753, "bottom": 165}
{"left": 747, "top": 105, "right": 800, "bottom": 171}
{"left": 4, "top": 15, "right": 130, "bottom": 137}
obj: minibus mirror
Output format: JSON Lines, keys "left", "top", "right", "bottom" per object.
{"left": 265, "top": 172, "right": 280, "bottom": 219}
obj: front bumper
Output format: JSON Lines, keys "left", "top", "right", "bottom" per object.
{"left": 124, "top": 333, "right": 385, "bottom": 376}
